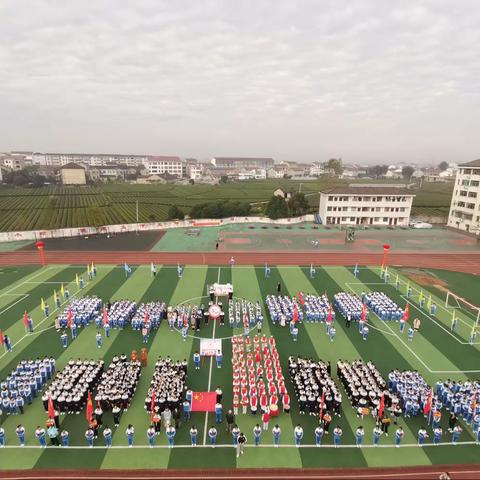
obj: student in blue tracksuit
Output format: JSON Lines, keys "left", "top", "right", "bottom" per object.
{"left": 166, "top": 425, "right": 176, "bottom": 448}
{"left": 193, "top": 352, "right": 200, "bottom": 370}
{"left": 61, "top": 430, "right": 69, "bottom": 447}
{"left": 356, "top": 426, "right": 364, "bottom": 448}
{"left": 215, "top": 402, "right": 223, "bottom": 423}
{"left": 16, "top": 425, "right": 25, "bottom": 447}
{"left": 315, "top": 425, "right": 324, "bottom": 447}
{"left": 395, "top": 427, "right": 404, "bottom": 447}
{"left": 190, "top": 425, "right": 198, "bottom": 446}
{"left": 452, "top": 425, "right": 462, "bottom": 445}
{"left": 216, "top": 350, "right": 223, "bottom": 369}
{"left": 407, "top": 327, "right": 415, "bottom": 342}
{"left": 272, "top": 424, "right": 281, "bottom": 447}
{"left": 417, "top": 427, "right": 428, "bottom": 446}
{"left": 60, "top": 332, "right": 68, "bottom": 348}
{"left": 294, "top": 425, "right": 303, "bottom": 447}
{"left": 433, "top": 427, "right": 442, "bottom": 445}
{"left": 0, "top": 427, "right": 5, "bottom": 447}
{"left": 333, "top": 426, "right": 342, "bottom": 448}
{"left": 126, "top": 424, "right": 134, "bottom": 447}
{"left": 35, "top": 426, "right": 47, "bottom": 448}
{"left": 208, "top": 426, "right": 218, "bottom": 447}
{"left": 85, "top": 428, "right": 95, "bottom": 447}
{"left": 253, "top": 424, "right": 262, "bottom": 446}
{"left": 373, "top": 426, "right": 382, "bottom": 447}
{"left": 147, "top": 426, "right": 155, "bottom": 448}
{"left": 103, "top": 426, "right": 112, "bottom": 447}
{"left": 96, "top": 332, "right": 102, "bottom": 349}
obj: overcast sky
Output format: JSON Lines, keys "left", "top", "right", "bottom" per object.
{"left": 1, "top": 0, "right": 480, "bottom": 164}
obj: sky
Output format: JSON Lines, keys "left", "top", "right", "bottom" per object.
{"left": 1, "top": 0, "right": 480, "bottom": 165}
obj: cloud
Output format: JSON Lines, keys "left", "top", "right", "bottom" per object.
{"left": 0, "top": 0, "right": 480, "bottom": 163}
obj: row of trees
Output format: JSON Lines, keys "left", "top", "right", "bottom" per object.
{"left": 265, "top": 192, "right": 310, "bottom": 219}
{"left": 1, "top": 167, "right": 55, "bottom": 187}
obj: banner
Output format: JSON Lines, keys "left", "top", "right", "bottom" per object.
{"left": 200, "top": 338, "right": 222, "bottom": 356}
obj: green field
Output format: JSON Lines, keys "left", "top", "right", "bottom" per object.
{"left": 0, "top": 263, "right": 478, "bottom": 470}
{"left": 0, "top": 179, "right": 453, "bottom": 231}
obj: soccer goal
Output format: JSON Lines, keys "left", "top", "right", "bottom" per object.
{"left": 445, "top": 290, "right": 480, "bottom": 329}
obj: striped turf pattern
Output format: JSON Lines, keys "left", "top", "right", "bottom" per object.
{"left": 0, "top": 265, "right": 479, "bottom": 470}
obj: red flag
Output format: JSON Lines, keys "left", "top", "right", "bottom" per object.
{"left": 47, "top": 395, "right": 55, "bottom": 419}
{"left": 424, "top": 389, "right": 433, "bottom": 416}
{"left": 67, "top": 307, "right": 73, "bottom": 329}
{"left": 103, "top": 305, "right": 109, "bottom": 326}
{"left": 378, "top": 393, "right": 385, "bottom": 418}
{"left": 361, "top": 304, "right": 367, "bottom": 321}
{"left": 319, "top": 390, "right": 325, "bottom": 421}
{"left": 191, "top": 392, "right": 217, "bottom": 412}
{"left": 298, "top": 291, "right": 304, "bottom": 305}
{"left": 0, "top": 330, "right": 4, "bottom": 345}
{"left": 471, "top": 394, "right": 477, "bottom": 421}
{"left": 150, "top": 390, "right": 156, "bottom": 420}
{"left": 293, "top": 306, "right": 299, "bottom": 324}
{"left": 23, "top": 311, "right": 29, "bottom": 328}
{"left": 327, "top": 305, "right": 333, "bottom": 324}
{"left": 403, "top": 304, "right": 409, "bottom": 322}
{"left": 144, "top": 306, "right": 149, "bottom": 326}
{"left": 86, "top": 390, "right": 93, "bottom": 422}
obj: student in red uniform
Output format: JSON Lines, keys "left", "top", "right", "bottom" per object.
{"left": 262, "top": 410, "right": 270, "bottom": 431}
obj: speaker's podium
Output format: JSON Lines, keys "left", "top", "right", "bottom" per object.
{"left": 208, "top": 282, "right": 233, "bottom": 301}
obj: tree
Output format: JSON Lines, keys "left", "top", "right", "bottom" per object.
{"left": 324, "top": 158, "right": 344, "bottom": 176}
{"left": 288, "top": 192, "right": 309, "bottom": 216}
{"left": 167, "top": 205, "right": 185, "bottom": 220}
{"left": 366, "top": 165, "right": 389, "bottom": 179}
{"left": 220, "top": 175, "right": 228, "bottom": 184}
{"left": 265, "top": 195, "right": 289, "bottom": 219}
{"left": 402, "top": 166, "right": 414, "bottom": 180}
{"left": 438, "top": 161, "right": 449, "bottom": 171}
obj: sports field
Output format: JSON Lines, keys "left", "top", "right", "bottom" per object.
{"left": 0, "top": 263, "right": 479, "bottom": 471}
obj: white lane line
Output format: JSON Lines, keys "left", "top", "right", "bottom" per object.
{"left": 0, "top": 294, "right": 29, "bottom": 316}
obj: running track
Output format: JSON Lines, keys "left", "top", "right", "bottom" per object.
{"left": 0, "top": 251, "right": 479, "bottom": 274}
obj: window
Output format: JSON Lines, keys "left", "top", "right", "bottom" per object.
{"left": 327, "top": 207, "right": 332, "bottom": 211}
{"left": 460, "top": 190, "right": 468, "bottom": 197}
{"left": 471, "top": 180, "right": 479, "bottom": 187}
{"left": 383, "top": 217, "right": 388, "bottom": 222}
{"left": 468, "top": 192, "right": 477, "bottom": 198}
{"left": 467, "top": 203, "right": 475, "bottom": 209}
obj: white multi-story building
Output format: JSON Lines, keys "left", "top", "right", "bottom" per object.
{"left": 185, "top": 159, "right": 204, "bottom": 180}
{"left": 319, "top": 186, "right": 415, "bottom": 226}
{"left": 447, "top": 159, "right": 480, "bottom": 234}
{"left": 145, "top": 156, "right": 184, "bottom": 177}
{"left": 33, "top": 152, "right": 148, "bottom": 167}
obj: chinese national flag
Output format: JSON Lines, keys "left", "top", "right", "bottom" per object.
{"left": 47, "top": 395, "right": 55, "bottom": 419}
{"left": 144, "top": 307, "right": 149, "bottom": 326}
{"left": 361, "top": 304, "right": 367, "bottom": 321}
{"left": 327, "top": 305, "right": 333, "bottom": 324}
{"left": 191, "top": 392, "right": 217, "bottom": 412}
{"left": 293, "top": 306, "right": 299, "bottom": 324}
{"left": 319, "top": 390, "right": 325, "bottom": 421}
{"left": 23, "top": 311, "right": 29, "bottom": 328}
{"left": 103, "top": 305, "right": 109, "bottom": 326}
{"left": 298, "top": 291, "right": 304, "bottom": 305}
{"left": 403, "top": 304, "right": 409, "bottom": 322}
{"left": 424, "top": 389, "right": 433, "bottom": 416}
{"left": 86, "top": 390, "right": 93, "bottom": 422}
{"left": 0, "top": 330, "right": 4, "bottom": 345}
{"left": 378, "top": 393, "right": 385, "bottom": 418}
{"left": 67, "top": 307, "right": 73, "bottom": 329}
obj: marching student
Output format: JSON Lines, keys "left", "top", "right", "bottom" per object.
{"left": 103, "top": 425, "right": 112, "bottom": 447}
{"left": 237, "top": 432, "right": 246, "bottom": 458}
{"left": 226, "top": 409, "right": 235, "bottom": 433}
{"left": 262, "top": 410, "right": 270, "bottom": 431}
{"left": 208, "top": 426, "right": 218, "bottom": 448}
{"left": 216, "top": 350, "right": 223, "bottom": 368}
{"left": 60, "top": 331, "right": 68, "bottom": 348}
{"left": 373, "top": 425, "right": 382, "bottom": 447}
{"left": 112, "top": 405, "right": 121, "bottom": 427}
{"left": 452, "top": 425, "right": 462, "bottom": 445}
{"left": 85, "top": 428, "right": 95, "bottom": 448}
{"left": 190, "top": 425, "right": 198, "bottom": 446}
{"left": 147, "top": 425, "right": 155, "bottom": 448}
{"left": 16, "top": 425, "right": 25, "bottom": 447}
{"left": 215, "top": 402, "right": 223, "bottom": 424}
{"left": 166, "top": 425, "right": 176, "bottom": 448}
{"left": 35, "top": 426, "right": 47, "bottom": 448}
{"left": 417, "top": 427, "right": 428, "bottom": 446}
{"left": 333, "top": 426, "right": 343, "bottom": 448}
{"left": 433, "top": 427, "right": 442, "bottom": 446}
{"left": 253, "top": 424, "right": 262, "bottom": 446}
{"left": 329, "top": 326, "right": 336, "bottom": 342}
{"left": 193, "top": 351, "right": 201, "bottom": 370}
{"left": 61, "top": 430, "right": 69, "bottom": 447}
{"left": 182, "top": 399, "right": 191, "bottom": 422}
{"left": 294, "top": 424, "right": 304, "bottom": 447}
{"left": 232, "top": 424, "right": 241, "bottom": 447}
{"left": 361, "top": 324, "right": 369, "bottom": 341}
{"left": 272, "top": 424, "right": 281, "bottom": 447}
{"left": 96, "top": 331, "right": 102, "bottom": 349}
{"left": 355, "top": 426, "right": 364, "bottom": 448}
{"left": 0, "top": 427, "right": 5, "bottom": 448}
{"left": 315, "top": 424, "right": 324, "bottom": 447}
{"left": 395, "top": 426, "right": 404, "bottom": 448}
{"left": 407, "top": 327, "right": 415, "bottom": 342}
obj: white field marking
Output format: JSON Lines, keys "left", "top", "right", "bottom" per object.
{"left": 0, "top": 440, "right": 477, "bottom": 449}
{"left": 0, "top": 266, "right": 54, "bottom": 297}
{"left": 344, "top": 283, "right": 480, "bottom": 374}
{"left": 202, "top": 266, "right": 221, "bottom": 446}
{"left": 400, "top": 294, "right": 479, "bottom": 346}
{"left": 0, "top": 273, "right": 93, "bottom": 361}
{"left": 22, "top": 281, "right": 71, "bottom": 285}
{"left": 0, "top": 294, "right": 29, "bottom": 316}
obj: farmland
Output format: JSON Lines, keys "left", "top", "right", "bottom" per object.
{"left": 0, "top": 179, "right": 453, "bottom": 232}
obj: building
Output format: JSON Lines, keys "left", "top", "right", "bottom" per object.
{"left": 145, "top": 156, "right": 183, "bottom": 177}
{"left": 273, "top": 188, "right": 293, "bottom": 200}
{"left": 238, "top": 168, "right": 267, "bottom": 180}
{"left": 0, "top": 154, "right": 30, "bottom": 170}
{"left": 319, "top": 186, "right": 415, "bottom": 226}
{"left": 211, "top": 157, "right": 274, "bottom": 170}
{"left": 34, "top": 152, "right": 148, "bottom": 167}
{"left": 60, "top": 163, "right": 87, "bottom": 185}
{"left": 184, "top": 159, "right": 204, "bottom": 180}
{"left": 447, "top": 159, "right": 480, "bottom": 234}
{"left": 309, "top": 162, "right": 325, "bottom": 177}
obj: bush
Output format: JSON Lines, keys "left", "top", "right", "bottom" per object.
{"left": 167, "top": 205, "right": 185, "bottom": 220}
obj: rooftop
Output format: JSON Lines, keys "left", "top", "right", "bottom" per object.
{"left": 321, "top": 186, "right": 415, "bottom": 196}
{"left": 460, "top": 159, "right": 480, "bottom": 168}
{"left": 60, "top": 162, "right": 85, "bottom": 170}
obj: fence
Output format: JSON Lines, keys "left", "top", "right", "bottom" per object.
{"left": 0, "top": 215, "right": 315, "bottom": 243}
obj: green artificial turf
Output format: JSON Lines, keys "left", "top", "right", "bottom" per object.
{"left": 0, "top": 264, "right": 478, "bottom": 470}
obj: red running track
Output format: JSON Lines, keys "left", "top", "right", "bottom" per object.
{"left": 0, "top": 250, "right": 479, "bottom": 274}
